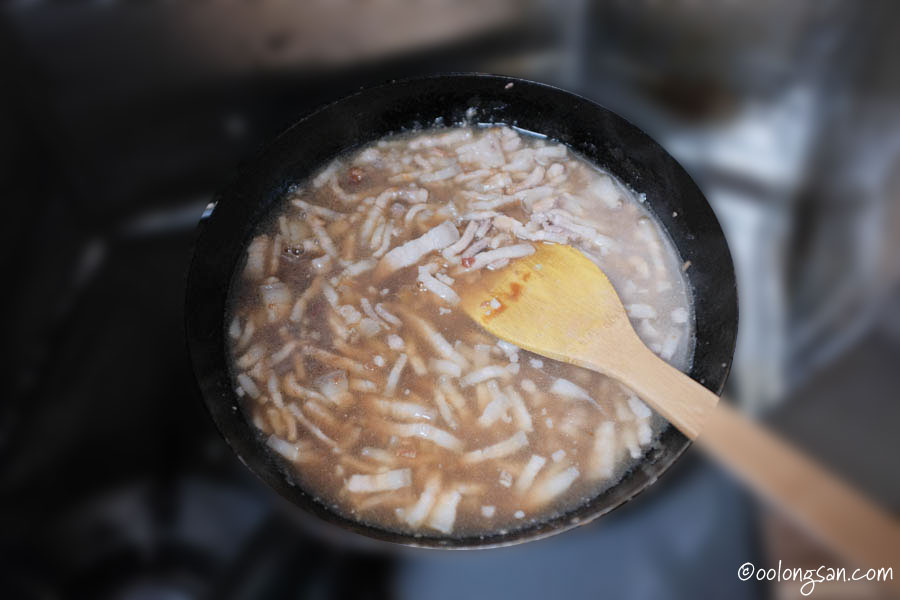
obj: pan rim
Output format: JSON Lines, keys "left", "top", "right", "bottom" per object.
{"left": 185, "top": 72, "right": 738, "bottom": 550}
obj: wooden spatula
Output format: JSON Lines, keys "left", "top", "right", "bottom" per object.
{"left": 459, "top": 242, "right": 900, "bottom": 575}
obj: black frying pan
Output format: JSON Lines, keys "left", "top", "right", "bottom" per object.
{"left": 185, "top": 73, "right": 738, "bottom": 549}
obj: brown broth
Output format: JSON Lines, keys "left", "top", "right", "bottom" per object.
{"left": 226, "top": 126, "right": 693, "bottom": 536}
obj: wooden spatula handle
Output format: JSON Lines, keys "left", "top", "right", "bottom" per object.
{"left": 702, "top": 402, "right": 900, "bottom": 573}
{"left": 594, "top": 335, "right": 720, "bottom": 439}
{"left": 608, "top": 344, "right": 900, "bottom": 572}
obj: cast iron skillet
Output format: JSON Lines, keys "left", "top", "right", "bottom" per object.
{"left": 185, "top": 73, "right": 738, "bottom": 549}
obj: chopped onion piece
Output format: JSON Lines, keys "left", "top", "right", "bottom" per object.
{"left": 237, "top": 374, "right": 261, "bottom": 399}
{"left": 314, "top": 370, "right": 350, "bottom": 405}
{"left": 358, "top": 318, "right": 382, "bottom": 337}
{"left": 338, "top": 304, "right": 362, "bottom": 325}
{"left": 270, "top": 341, "right": 297, "bottom": 364}
{"left": 287, "top": 404, "right": 339, "bottom": 451}
{"left": 228, "top": 317, "right": 241, "bottom": 339}
{"left": 476, "top": 381, "right": 510, "bottom": 427}
{"left": 321, "top": 281, "right": 340, "bottom": 307}
{"left": 260, "top": 278, "right": 291, "bottom": 308}
{"left": 420, "top": 165, "right": 460, "bottom": 183}
{"left": 428, "top": 358, "right": 462, "bottom": 378}
{"left": 347, "top": 468, "right": 412, "bottom": 493}
{"left": 359, "top": 297, "right": 386, "bottom": 326}
{"left": 311, "top": 254, "right": 332, "bottom": 271}
{"left": 536, "top": 144, "right": 567, "bottom": 159}
{"left": 410, "top": 129, "right": 472, "bottom": 149}
{"left": 311, "top": 218, "right": 339, "bottom": 258}
{"left": 360, "top": 446, "right": 397, "bottom": 464}
{"left": 304, "top": 346, "right": 368, "bottom": 377}
{"left": 291, "top": 197, "right": 343, "bottom": 219}
{"left": 588, "top": 421, "right": 616, "bottom": 480}
{"left": 403, "top": 475, "right": 442, "bottom": 527}
{"left": 289, "top": 276, "right": 322, "bottom": 323}
{"left": 267, "top": 374, "right": 283, "bottom": 408}
{"left": 496, "top": 339, "right": 520, "bottom": 362}
{"left": 236, "top": 344, "right": 265, "bottom": 369}
{"left": 463, "top": 431, "right": 528, "bottom": 463}
{"left": 520, "top": 379, "right": 537, "bottom": 394}
{"left": 549, "top": 378, "right": 601, "bottom": 408}
{"left": 637, "top": 421, "right": 653, "bottom": 446}
{"left": 622, "top": 427, "right": 641, "bottom": 459}
{"left": 372, "top": 224, "right": 393, "bottom": 258}
{"left": 384, "top": 353, "right": 408, "bottom": 395}
{"left": 504, "top": 386, "right": 533, "bottom": 432}
{"left": 627, "top": 395, "right": 652, "bottom": 420}
{"left": 529, "top": 466, "right": 580, "bottom": 508}
{"left": 439, "top": 380, "right": 468, "bottom": 412}
{"left": 339, "top": 259, "right": 376, "bottom": 279}
{"left": 427, "top": 490, "right": 462, "bottom": 534}
{"left": 374, "top": 303, "right": 402, "bottom": 326}
{"left": 387, "top": 423, "right": 463, "bottom": 452}
{"left": 404, "top": 203, "right": 431, "bottom": 225}
{"left": 304, "top": 400, "right": 335, "bottom": 425}
{"left": 374, "top": 398, "right": 435, "bottom": 421}
{"left": 433, "top": 389, "right": 458, "bottom": 430}
{"left": 283, "top": 373, "right": 327, "bottom": 402}
{"left": 460, "top": 365, "right": 512, "bottom": 387}
{"left": 407, "top": 353, "right": 427, "bottom": 376}
{"left": 512, "top": 165, "right": 544, "bottom": 192}
{"left": 244, "top": 235, "right": 269, "bottom": 280}
{"left": 456, "top": 133, "right": 505, "bottom": 168}
{"left": 626, "top": 303, "right": 657, "bottom": 319}
{"left": 267, "top": 435, "right": 303, "bottom": 461}
{"left": 349, "top": 378, "right": 378, "bottom": 393}
{"left": 514, "top": 454, "right": 547, "bottom": 495}
{"left": 659, "top": 331, "right": 680, "bottom": 360}
{"left": 312, "top": 159, "right": 340, "bottom": 188}
{"left": 404, "top": 313, "right": 469, "bottom": 369}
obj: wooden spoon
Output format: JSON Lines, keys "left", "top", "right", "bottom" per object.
{"left": 460, "top": 242, "right": 900, "bottom": 574}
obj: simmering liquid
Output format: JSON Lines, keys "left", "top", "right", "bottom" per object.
{"left": 226, "top": 126, "right": 693, "bottom": 536}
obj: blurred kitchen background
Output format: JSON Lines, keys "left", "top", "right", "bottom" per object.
{"left": 1, "top": 1, "right": 898, "bottom": 599}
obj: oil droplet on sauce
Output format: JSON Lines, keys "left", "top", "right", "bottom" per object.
{"left": 482, "top": 268, "right": 534, "bottom": 321}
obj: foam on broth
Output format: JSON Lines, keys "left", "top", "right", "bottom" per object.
{"left": 226, "top": 126, "right": 693, "bottom": 537}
